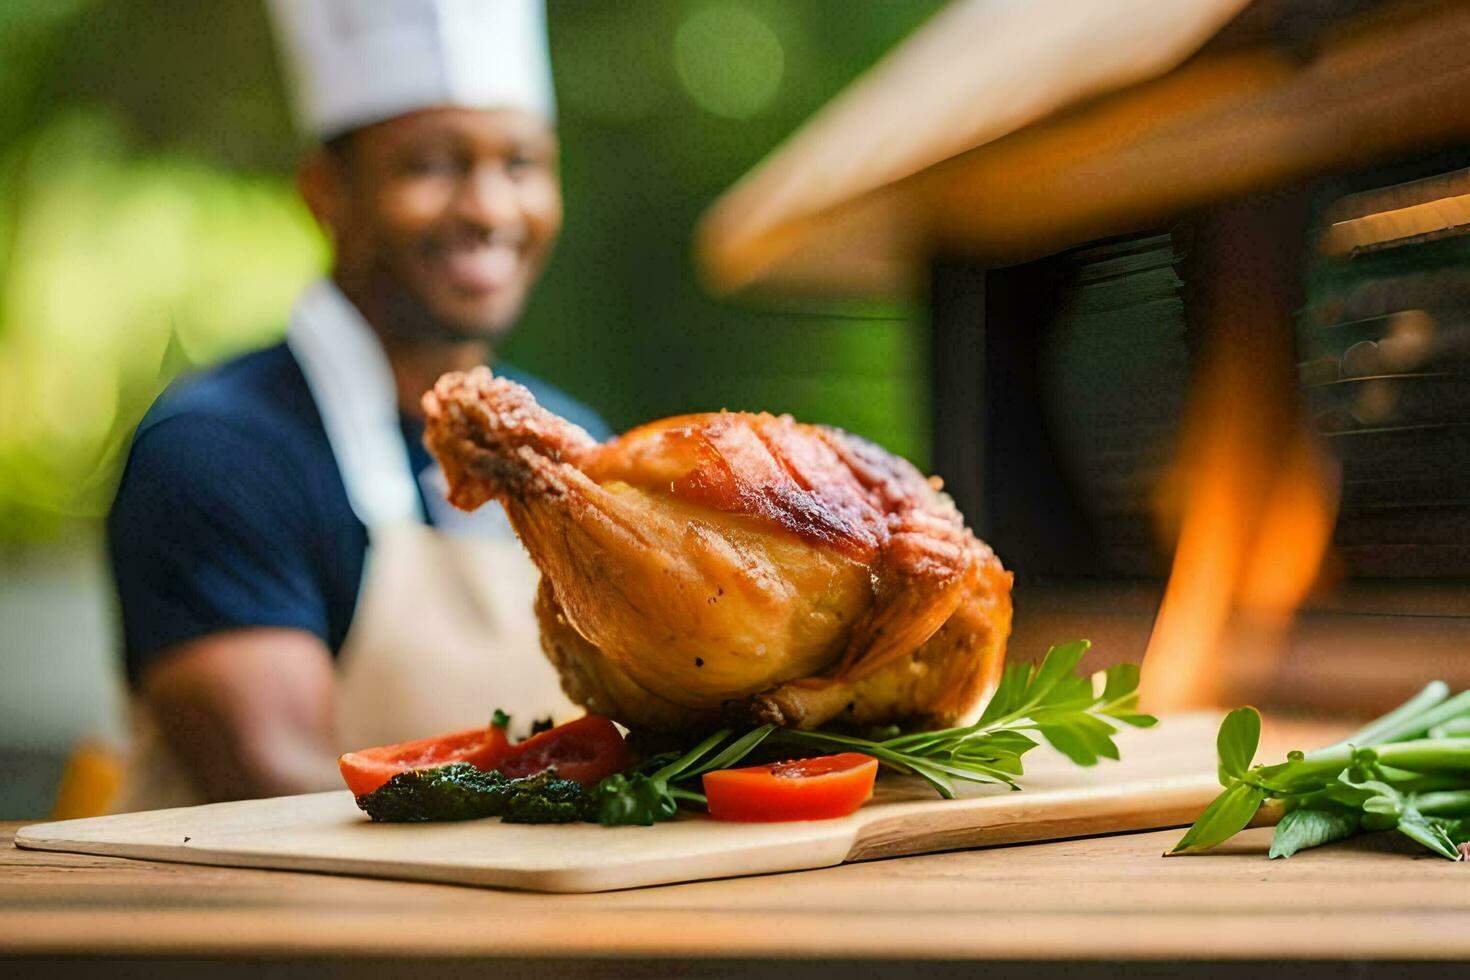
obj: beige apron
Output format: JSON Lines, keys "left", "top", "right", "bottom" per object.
{"left": 117, "top": 280, "right": 573, "bottom": 811}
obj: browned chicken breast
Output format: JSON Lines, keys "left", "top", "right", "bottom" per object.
{"left": 423, "top": 368, "right": 1013, "bottom": 734}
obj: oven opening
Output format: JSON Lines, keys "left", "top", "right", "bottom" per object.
{"left": 931, "top": 157, "right": 1470, "bottom": 720}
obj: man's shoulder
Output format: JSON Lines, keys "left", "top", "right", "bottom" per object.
{"left": 497, "top": 363, "right": 612, "bottom": 440}
{"left": 136, "top": 342, "right": 325, "bottom": 453}
{"left": 117, "top": 342, "right": 338, "bottom": 518}
{"left": 107, "top": 342, "right": 360, "bottom": 677}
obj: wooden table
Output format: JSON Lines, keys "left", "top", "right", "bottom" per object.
{"left": 4, "top": 820, "right": 1467, "bottom": 979}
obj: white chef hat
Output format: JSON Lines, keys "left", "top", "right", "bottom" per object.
{"left": 267, "top": 0, "right": 556, "bottom": 141}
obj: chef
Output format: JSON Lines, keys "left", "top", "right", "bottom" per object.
{"left": 106, "top": 0, "right": 604, "bottom": 808}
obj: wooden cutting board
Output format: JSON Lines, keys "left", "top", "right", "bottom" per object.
{"left": 16, "top": 714, "right": 1265, "bottom": 893}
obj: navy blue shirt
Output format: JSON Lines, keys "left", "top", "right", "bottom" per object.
{"left": 108, "top": 342, "right": 609, "bottom": 687}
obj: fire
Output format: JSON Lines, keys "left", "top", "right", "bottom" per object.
{"left": 1139, "top": 415, "right": 1339, "bottom": 713}
{"left": 1138, "top": 203, "right": 1341, "bottom": 713}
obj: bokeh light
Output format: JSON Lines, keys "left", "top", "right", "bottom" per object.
{"left": 673, "top": 3, "right": 785, "bottom": 120}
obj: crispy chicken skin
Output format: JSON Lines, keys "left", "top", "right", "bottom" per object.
{"left": 423, "top": 368, "right": 1013, "bottom": 734}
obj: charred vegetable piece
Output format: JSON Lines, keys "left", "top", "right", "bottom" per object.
{"left": 355, "top": 764, "right": 510, "bottom": 822}
{"left": 499, "top": 770, "right": 589, "bottom": 824}
{"left": 354, "top": 763, "right": 588, "bottom": 824}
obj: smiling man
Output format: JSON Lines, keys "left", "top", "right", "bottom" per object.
{"left": 106, "top": 0, "right": 607, "bottom": 808}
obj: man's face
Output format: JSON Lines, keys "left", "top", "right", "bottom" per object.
{"left": 311, "top": 106, "right": 562, "bottom": 343}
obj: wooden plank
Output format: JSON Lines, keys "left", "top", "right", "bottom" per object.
{"left": 14, "top": 715, "right": 1269, "bottom": 894}
{"left": 1321, "top": 192, "right": 1470, "bottom": 257}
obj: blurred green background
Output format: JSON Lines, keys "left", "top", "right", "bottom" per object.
{"left": 0, "top": 0, "right": 943, "bottom": 815}
{"left": 0, "top": 0, "right": 944, "bottom": 540}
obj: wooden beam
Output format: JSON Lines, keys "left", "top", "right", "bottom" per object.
{"left": 700, "top": 0, "right": 1470, "bottom": 298}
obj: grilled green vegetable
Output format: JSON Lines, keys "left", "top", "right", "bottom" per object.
{"left": 355, "top": 763, "right": 588, "bottom": 824}
{"left": 499, "top": 770, "right": 588, "bottom": 823}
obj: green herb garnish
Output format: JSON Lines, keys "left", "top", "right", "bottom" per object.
{"left": 358, "top": 641, "right": 1153, "bottom": 827}
{"left": 356, "top": 730, "right": 786, "bottom": 827}
{"left": 591, "top": 640, "right": 1154, "bottom": 822}
{"left": 772, "top": 640, "right": 1157, "bottom": 798}
{"left": 1171, "top": 682, "right": 1470, "bottom": 861}
{"left": 588, "top": 725, "right": 779, "bottom": 826}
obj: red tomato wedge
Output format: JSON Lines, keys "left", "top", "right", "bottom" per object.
{"left": 499, "top": 715, "right": 629, "bottom": 786}
{"left": 338, "top": 715, "right": 630, "bottom": 798}
{"left": 703, "top": 753, "right": 879, "bottom": 822}
{"left": 338, "top": 724, "right": 511, "bottom": 798}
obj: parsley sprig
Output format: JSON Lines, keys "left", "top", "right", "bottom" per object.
{"left": 1171, "top": 682, "right": 1470, "bottom": 861}
{"left": 587, "top": 725, "right": 778, "bottom": 825}
{"left": 777, "top": 640, "right": 1157, "bottom": 797}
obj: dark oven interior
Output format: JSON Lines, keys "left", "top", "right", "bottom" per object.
{"left": 929, "top": 149, "right": 1470, "bottom": 713}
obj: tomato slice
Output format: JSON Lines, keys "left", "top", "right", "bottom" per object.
{"left": 499, "top": 715, "right": 629, "bottom": 786}
{"left": 339, "top": 715, "right": 629, "bottom": 798}
{"left": 338, "top": 724, "right": 512, "bottom": 798}
{"left": 703, "top": 752, "right": 879, "bottom": 822}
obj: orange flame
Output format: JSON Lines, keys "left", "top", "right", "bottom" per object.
{"left": 1139, "top": 418, "right": 1339, "bottom": 713}
{"left": 1138, "top": 202, "right": 1341, "bottom": 713}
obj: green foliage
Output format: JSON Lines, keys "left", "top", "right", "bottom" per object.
{"left": 0, "top": 0, "right": 949, "bottom": 542}
{"left": 1170, "top": 781, "right": 1268, "bottom": 855}
{"left": 1215, "top": 707, "right": 1261, "bottom": 785}
{"left": 585, "top": 772, "right": 679, "bottom": 827}
{"left": 1268, "top": 808, "right": 1360, "bottom": 859}
{"left": 1171, "top": 684, "right": 1470, "bottom": 861}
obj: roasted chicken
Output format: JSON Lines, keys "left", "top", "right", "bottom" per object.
{"left": 423, "top": 369, "right": 1013, "bottom": 734}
